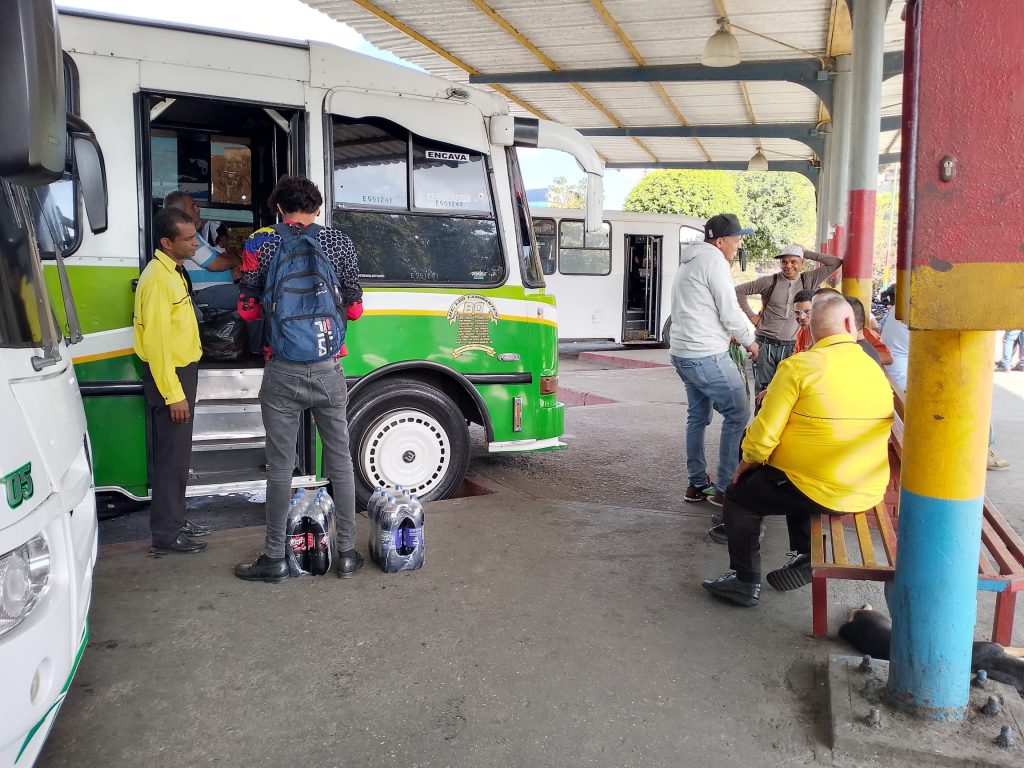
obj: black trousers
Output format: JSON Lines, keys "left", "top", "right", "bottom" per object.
{"left": 143, "top": 362, "right": 199, "bottom": 546}
{"left": 724, "top": 464, "right": 833, "bottom": 583}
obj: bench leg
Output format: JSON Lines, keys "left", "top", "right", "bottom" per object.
{"left": 993, "top": 591, "right": 1016, "bottom": 647}
{"left": 812, "top": 576, "right": 828, "bottom": 637}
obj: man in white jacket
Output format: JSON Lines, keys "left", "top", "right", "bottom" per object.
{"left": 671, "top": 213, "right": 759, "bottom": 509}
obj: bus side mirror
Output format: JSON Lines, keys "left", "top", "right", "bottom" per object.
{"left": 72, "top": 131, "right": 108, "bottom": 234}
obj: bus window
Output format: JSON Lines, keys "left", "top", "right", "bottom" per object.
{"left": 413, "top": 138, "right": 491, "bottom": 214}
{"left": 558, "top": 219, "right": 611, "bottom": 275}
{"left": 331, "top": 117, "right": 504, "bottom": 285}
{"left": 681, "top": 225, "right": 703, "bottom": 244}
{"left": 0, "top": 185, "right": 61, "bottom": 349}
{"left": 333, "top": 119, "right": 407, "bottom": 209}
{"left": 506, "top": 148, "right": 544, "bottom": 288}
{"left": 534, "top": 217, "right": 556, "bottom": 275}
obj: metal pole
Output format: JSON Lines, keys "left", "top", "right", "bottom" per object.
{"left": 827, "top": 55, "right": 852, "bottom": 258}
{"left": 888, "top": 330, "right": 991, "bottom": 719}
{"left": 817, "top": 126, "right": 833, "bottom": 252}
{"left": 841, "top": 3, "right": 885, "bottom": 310}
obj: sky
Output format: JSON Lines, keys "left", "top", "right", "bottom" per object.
{"left": 57, "top": 0, "right": 644, "bottom": 209}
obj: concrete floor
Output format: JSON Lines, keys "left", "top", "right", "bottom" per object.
{"left": 39, "top": 347, "right": 1024, "bottom": 767}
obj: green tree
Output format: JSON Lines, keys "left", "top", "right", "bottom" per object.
{"left": 546, "top": 176, "right": 586, "bottom": 208}
{"left": 734, "top": 172, "right": 817, "bottom": 264}
{"left": 623, "top": 169, "right": 740, "bottom": 219}
{"left": 623, "top": 169, "right": 817, "bottom": 265}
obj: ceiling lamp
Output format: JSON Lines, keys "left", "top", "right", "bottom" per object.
{"left": 747, "top": 149, "right": 769, "bottom": 171}
{"left": 702, "top": 17, "right": 741, "bottom": 67}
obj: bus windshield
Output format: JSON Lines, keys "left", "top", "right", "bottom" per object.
{"left": 0, "top": 182, "right": 61, "bottom": 350}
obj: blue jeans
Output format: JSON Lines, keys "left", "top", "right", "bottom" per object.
{"left": 1000, "top": 330, "right": 1023, "bottom": 368}
{"left": 671, "top": 352, "right": 751, "bottom": 492}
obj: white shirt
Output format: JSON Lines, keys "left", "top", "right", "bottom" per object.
{"left": 880, "top": 309, "right": 909, "bottom": 392}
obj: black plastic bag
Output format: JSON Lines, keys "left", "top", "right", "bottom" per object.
{"left": 199, "top": 309, "right": 248, "bottom": 361}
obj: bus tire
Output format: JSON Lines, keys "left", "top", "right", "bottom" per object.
{"left": 660, "top": 317, "right": 672, "bottom": 349}
{"left": 347, "top": 378, "right": 470, "bottom": 509}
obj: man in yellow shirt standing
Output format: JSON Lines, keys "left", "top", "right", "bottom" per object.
{"left": 702, "top": 292, "right": 894, "bottom": 606}
{"left": 133, "top": 207, "right": 209, "bottom": 554}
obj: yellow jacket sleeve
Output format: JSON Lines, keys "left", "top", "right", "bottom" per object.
{"left": 138, "top": 280, "right": 185, "bottom": 404}
{"left": 741, "top": 357, "right": 802, "bottom": 464}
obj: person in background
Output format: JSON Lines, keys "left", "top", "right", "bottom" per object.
{"left": 163, "top": 191, "right": 242, "bottom": 311}
{"left": 844, "top": 296, "right": 892, "bottom": 366}
{"left": 670, "top": 213, "right": 759, "bottom": 513}
{"left": 996, "top": 330, "right": 1024, "bottom": 372}
{"left": 701, "top": 293, "right": 894, "bottom": 606}
{"left": 133, "top": 207, "right": 212, "bottom": 554}
{"left": 735, "top": 244, "right": 842, "bottom": 394}
{"left": 791, "top": 290, "right": 814, "bottom": 353}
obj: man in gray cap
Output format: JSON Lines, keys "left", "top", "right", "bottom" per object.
{"left": 671, "top": 213, "right": 759, "bottom": 510}
{"left": 735, "top": 243, "right": 842, "bottom": 394}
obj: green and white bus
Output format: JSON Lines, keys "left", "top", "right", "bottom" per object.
{"left": 56, "top": 10, "right": 603, "bottom": 507}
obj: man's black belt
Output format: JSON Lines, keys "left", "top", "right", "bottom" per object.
{"left": 756, "top": 335, "right": 795, "bottom": 347}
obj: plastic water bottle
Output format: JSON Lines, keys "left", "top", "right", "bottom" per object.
{"left": 367, "top": 486, "right": 383, "bottom": 519}
{"left": 307, "top": 488, "right": 332, "bottom": 575}
{"left": 286, "top": 491, "right": 310, "bottom": 575}
{"left": 401, "top": 494, "right": 425, "bottom": 570}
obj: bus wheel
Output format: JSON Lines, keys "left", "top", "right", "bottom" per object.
{"left": 347, "top": 379, "right": 470, "bottom": 509}
{"left": 660, "top": 317, "right": 672, "bottom": 349}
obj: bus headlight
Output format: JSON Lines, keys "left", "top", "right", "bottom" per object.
{"left": 0, "top": 533, "right": 50, "bottom": 637}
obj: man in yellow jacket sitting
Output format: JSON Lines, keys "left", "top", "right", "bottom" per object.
{"left": 702, "top": 291, "right": 894, "bottom": 607}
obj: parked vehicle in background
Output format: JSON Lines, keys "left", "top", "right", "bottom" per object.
{"left": 533, "top": 208, "right": 704, "bottom": 345}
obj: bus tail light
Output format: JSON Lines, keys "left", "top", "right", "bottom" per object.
{"left": 539, "top": 376, "right": 558, "bottom": 395}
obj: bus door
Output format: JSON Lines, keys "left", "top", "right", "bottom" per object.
{"left": 136, "top": 93, "right": 316, "bottom": 495}
{"left": 623, "top": 234, "right": 662, "bottom": 342}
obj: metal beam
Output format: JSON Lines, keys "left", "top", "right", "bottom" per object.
{"left": 469, "top": 57, "right": 829, "bottom": 85}
{"left": 605, "top": 160, "right": 820, "bottom": 185}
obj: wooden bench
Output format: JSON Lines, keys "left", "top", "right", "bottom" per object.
{"left": 810, "top": 397, "right": 1024, "bottom": 645}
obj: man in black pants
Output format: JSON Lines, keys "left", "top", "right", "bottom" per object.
{"left": 702, "top": 293, "right": 894, "bottom": 606}
{"left": 133, "top": 206, "right": 211, "bottom": 554}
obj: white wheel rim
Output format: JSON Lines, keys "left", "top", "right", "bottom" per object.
{"left": 359, "top": 408, "right": 450, "bottom": 495}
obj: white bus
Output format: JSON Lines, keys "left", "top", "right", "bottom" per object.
{"left": 533, "top": 208, "right": 704, "bottom": 344}
{"left": 56, "top": 11, "right": 603, "bottom": 508}
{"left": 1, "top": 1, "right": 108, "bottom": 765}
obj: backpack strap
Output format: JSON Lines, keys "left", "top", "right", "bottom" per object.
{"left": 764, "top": 272, "right": 781, "bottom": 310}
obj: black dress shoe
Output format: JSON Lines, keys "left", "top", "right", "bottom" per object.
{"left": 766, "top": 552, "right": 813, "bottom": 591}
{"left": 336, "top": 549, "right": 364, "bottom": 579}
{"left": 151, "top": 532, "right": 207, "bottom": 555}
{"left": 234, "top": 554, "right": 288, "bottom": 583}
{"left": 701, "top": 573, "right": 761, "bottom": 607}
{"left": 181, "top": 519, "right": 212, "bottom": 537}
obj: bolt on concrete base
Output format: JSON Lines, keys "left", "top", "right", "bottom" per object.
{"left": 828, "top": 655, "right": 1023, "bottom": 767}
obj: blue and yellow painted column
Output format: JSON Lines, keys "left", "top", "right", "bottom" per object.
{"left": 887, "top": 329, "right": 992, "bottom": 719}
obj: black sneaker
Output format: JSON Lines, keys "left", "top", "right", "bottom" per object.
{"left": 995, "top": 362, "right": 1010, "bottom": 372}
{"left": 701, "top": 573, "right": 761, "bottom": 607}
{"left": 336, "top": 549, "right": 365, "bottom": 579}
{"left": 684, "top": 476, "right": 714, "bottom": 503}
{"left": 765, "top": 552, "right": 813, "bottom": 591}
{"left": 234, "top": 554, "right": 288, "bottom": 583}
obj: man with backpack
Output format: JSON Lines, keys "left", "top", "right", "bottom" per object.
{"left": 735, "top": 244, "right": 842, "bottom": 394}
{"left": 233, "top": 176, "right": 364, "bottom": 583}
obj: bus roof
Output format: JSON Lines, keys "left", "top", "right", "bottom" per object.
{"left": 536, "top": 207, "right": 704, "bottom": 228}
{"left": 57, "top": 8, "right": 509, "bottom": 118}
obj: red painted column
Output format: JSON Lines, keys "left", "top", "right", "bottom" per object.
{"left": 841, "top": 2, "right": 886, "bottom": 311}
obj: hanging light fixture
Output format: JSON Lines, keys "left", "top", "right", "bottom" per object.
{"left": 747, "top": 149, "right": 769, "bottom": 171}
{"left": 702, "top": 17, "right": 741, "bottom": 67}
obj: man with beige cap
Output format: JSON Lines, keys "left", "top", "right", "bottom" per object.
{"left": 735, "top": 244, "right": 842, "bottom": 394}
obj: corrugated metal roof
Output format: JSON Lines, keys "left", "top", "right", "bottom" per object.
{"left": 302, "top": 0, "right": 905, "bottom": 168}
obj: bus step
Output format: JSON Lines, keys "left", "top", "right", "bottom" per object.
{"left": 191, "top": 436, "right": 266, "bottom": 453}
{"left": 623, "top": 329, "right": 652, "bottom": 341}
{"left": 197, "top": 368, "right": 264, "bottom": 401}
{"left": 192, "top": 402, "right": 265, "bottom": 442}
